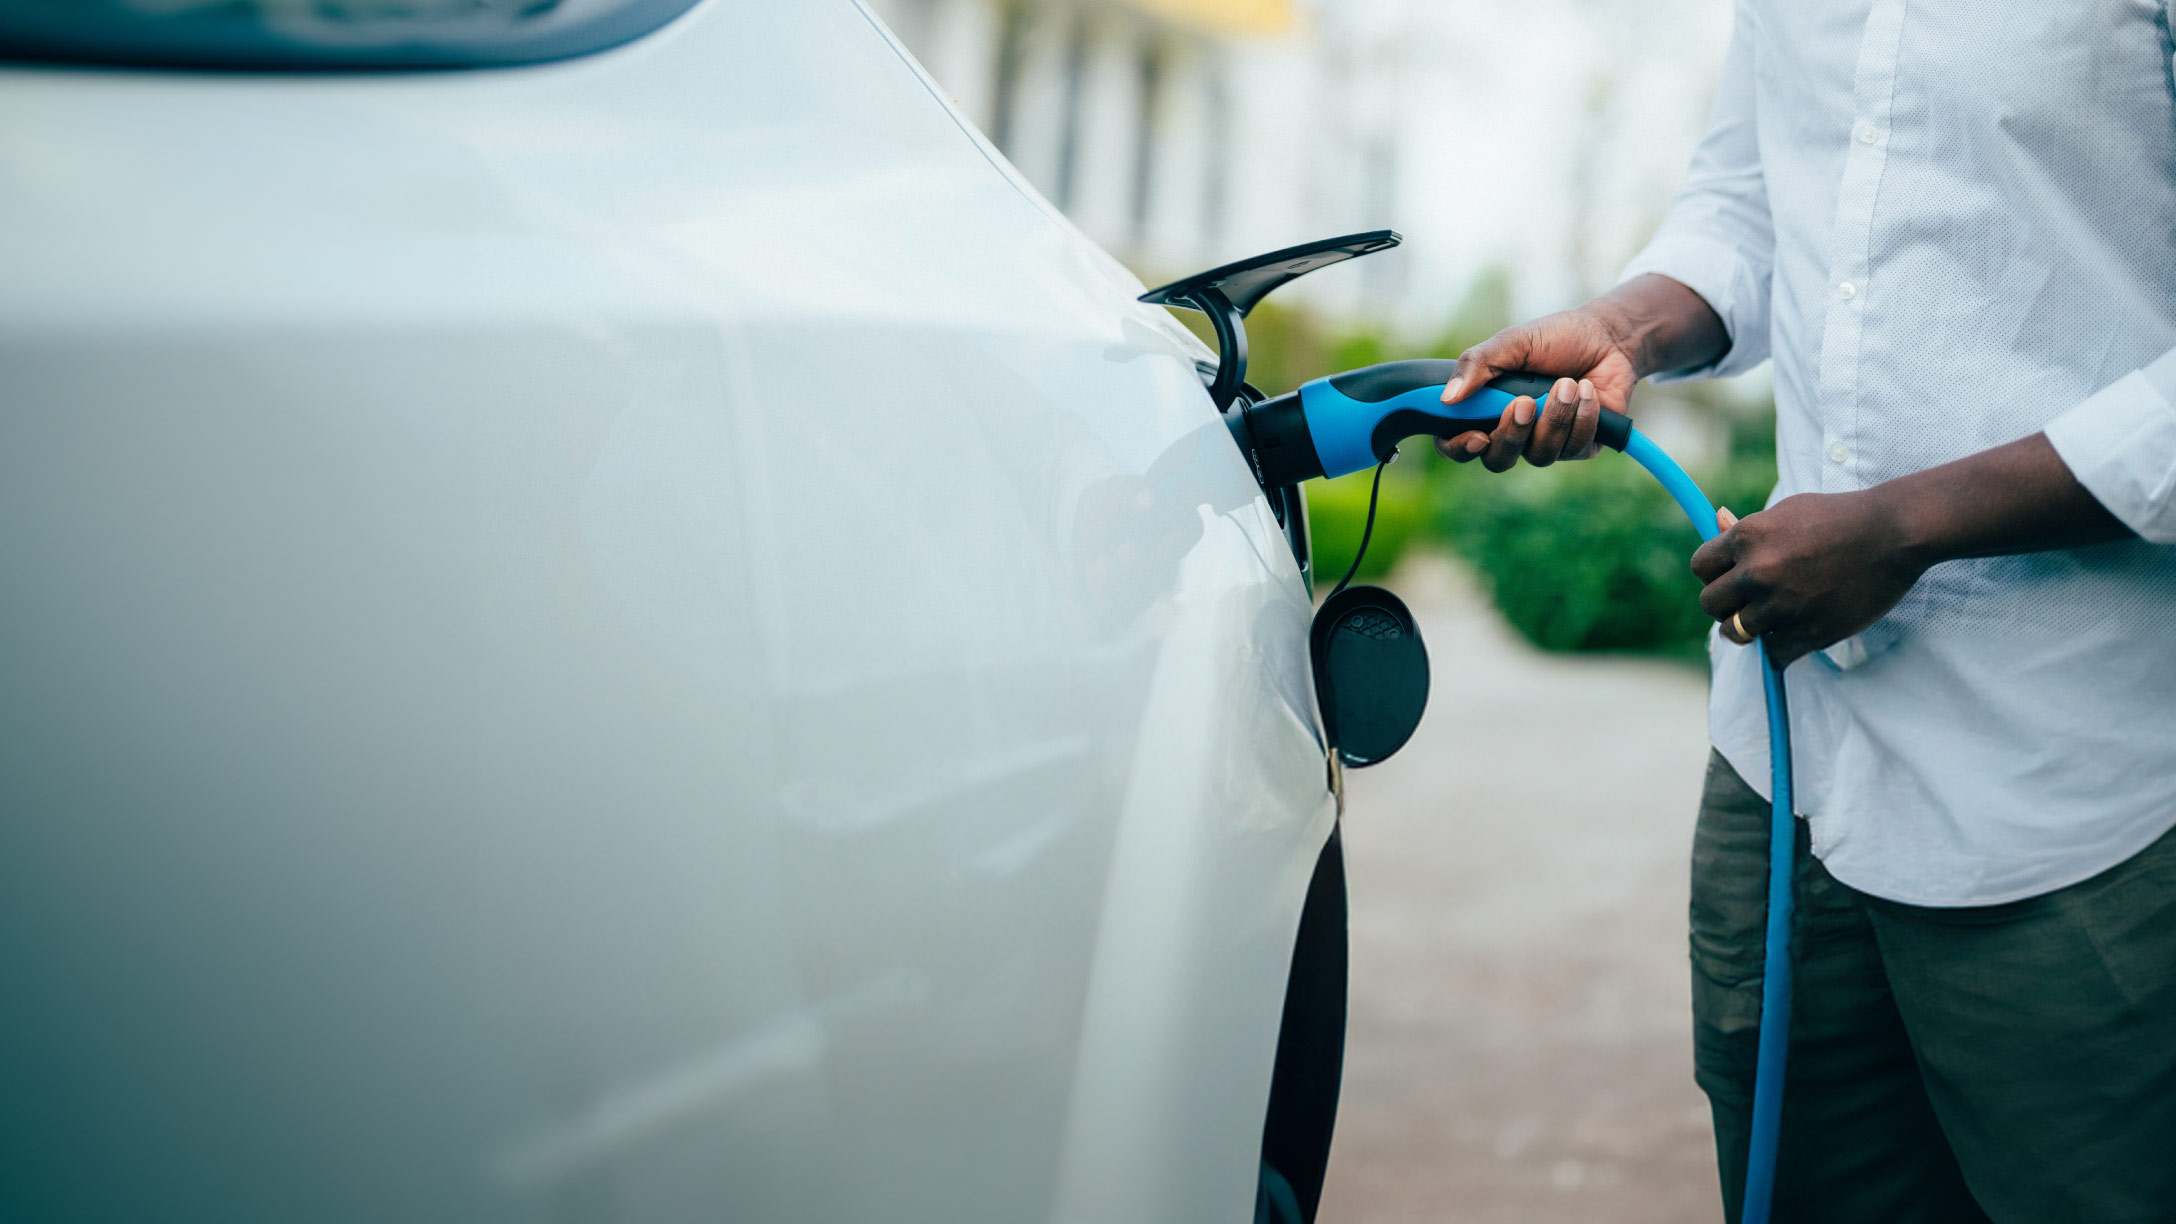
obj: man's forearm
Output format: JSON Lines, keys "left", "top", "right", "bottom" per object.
{"left": 1592, "top": 273, "right": 1732, "bottom": 381}
{"left": 1690, "top": 432, "right": 2132, "bottom": 664}
{"left": 1875, "top": 432, "right": 2132, "bottom": 565}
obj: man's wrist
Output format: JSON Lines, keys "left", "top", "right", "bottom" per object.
{"left": 1580, "top": 296, "right": 1650, "bottom": 373}
{"left": 1863, "top": 478, "right": 1949, "bottom": 572}
{"left": 1590, "top": 274, "right": 1729, "bottom": 380}
{"left": 1859, "top": 433, "right": 2131, "bottom": 568}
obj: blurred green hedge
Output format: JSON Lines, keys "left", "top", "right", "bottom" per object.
{"left": 1435, "top": 448, "right": 1777, "bottom": 657}
{"left": 1305, "top": 461, "right": 1433, "bottom": 587}
{"left": 1306, "top": 445, "right": 1774, "bottom": 658}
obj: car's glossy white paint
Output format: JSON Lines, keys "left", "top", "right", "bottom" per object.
{"left": 0, "top": 3, "right": 1335, "bottom": 1222}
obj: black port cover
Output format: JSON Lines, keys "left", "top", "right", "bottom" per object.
{"left": 1311, "top": 585, "right": 1429, "bottom": 768}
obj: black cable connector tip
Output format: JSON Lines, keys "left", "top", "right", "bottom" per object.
{"left": 1596, "top": 409, "right": 1634, "bottom": 452}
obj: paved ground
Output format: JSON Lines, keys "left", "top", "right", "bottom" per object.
{"left": 1315, "top": 556, "right": 1725, "bottom": 1224}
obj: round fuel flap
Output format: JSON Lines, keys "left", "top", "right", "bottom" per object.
{"left": 1310, "top": 585, "right": 1429, "bottom": 768}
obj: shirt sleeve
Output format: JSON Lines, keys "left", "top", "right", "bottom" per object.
{"left": 2038, "top": 24, "right": 2176, "bottom": 546}
{"left": 2043, "top": 349, "right": 2176, "bottom": 542}
{"left": 1618, "top": 0, "right": 1774, "bottom": 383}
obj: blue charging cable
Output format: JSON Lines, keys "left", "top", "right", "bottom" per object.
{"left": 1625, "top": 429, "right": 1795, "bottom": 1224}
{"left": 1252, "top": 362, "right": 1797, "bottom": 1224}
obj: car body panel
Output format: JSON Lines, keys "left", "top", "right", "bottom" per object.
{"left": 0, "top": 3, "right": 1334, "bottom": 1222}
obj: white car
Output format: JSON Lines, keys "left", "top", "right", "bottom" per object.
{"left": 0, "top": 4, "right": 1393, "bottom": 1221}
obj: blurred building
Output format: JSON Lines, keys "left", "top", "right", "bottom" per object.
{"left": 868, "top": 0, "right": 1734, "bottom": 331}
{"left": 868, "top": 0, "right": 1404, "bottom": 305}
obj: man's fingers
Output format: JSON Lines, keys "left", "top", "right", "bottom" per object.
{"left": 1698, "top": 505, "right": 1757, "bottom": 642}
{"left": 1689, "top": 507, "right": 1744, "bottom": 577}
{"left": 1564, "top": 378, "right": 1602, "bottom": 459}
{"left": 1698, "top": 570, "right": 1754, "bottom": 625}
{"left": 1480, "top": 399, "right": 1537, "bottom": 473}
{"left": 1444, "top": 329, "right": 1531, "bottom": 403}
{"left": 1523, "top": 378, "right": 1582, "bottom": 466}
{"left": 1718, "top": 610, "right": 1757, "bottom": 646}
{"left": 1435, "top": 431, "right": 1489, "bottom": 462}
{"left": 1690, "top": 537, "right": 1734, "bottom": 584}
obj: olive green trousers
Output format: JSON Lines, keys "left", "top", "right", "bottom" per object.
{"left": 1692, "top": 751, "right": 2176, "bottom": 1224}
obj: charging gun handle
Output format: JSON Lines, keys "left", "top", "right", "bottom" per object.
{"left": 1246, "top": 359, "right": 1635, "bottom": 485}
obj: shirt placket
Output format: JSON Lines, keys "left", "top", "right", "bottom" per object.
{"left": 1814, "top": 0, "right": 1909, "bottom": 492}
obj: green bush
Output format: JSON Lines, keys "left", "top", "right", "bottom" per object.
{"left": 1306, "top": 461, "right": 1432, "bottom": 587}
{"left": 1436, "top": 450, "right": 1778, "bottom": 657}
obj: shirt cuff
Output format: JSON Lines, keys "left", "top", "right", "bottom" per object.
{"left": 1618, "top": 232, "right": 1769, "bottom": 383}
{"left": 2044, "top": 353, "right": 2176, "bottom": 543}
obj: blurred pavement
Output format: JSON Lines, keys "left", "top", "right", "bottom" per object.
{"left": 1316, "top": 556, "right": 1725, "bottom": 1224}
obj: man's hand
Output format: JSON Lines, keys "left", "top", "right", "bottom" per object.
{"left": 1693, "top": 496, "right": 1925, "bottom": 665}
{"left": 1692, "top": 433, "right": 2131, "bottom": 665}
{"left": 1435, "top": 316, "right": 1635, "bottom": 470}
{"left": 1435, "top": 272, "right": 1727, "bottom": 470}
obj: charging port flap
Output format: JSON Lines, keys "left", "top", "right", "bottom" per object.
{"left": 1140, "top": 230, "right": 1402, "bottom": 412}
{"left": 1311, "top": 585, "right": 1428, "bottom": 768}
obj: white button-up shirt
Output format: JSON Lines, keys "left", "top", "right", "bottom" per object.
{"left": 1624, "top": 0, "right": 2176, "bottom": 905}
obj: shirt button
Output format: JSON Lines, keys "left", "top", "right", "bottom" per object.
{"left": 1856, "top": 122, "right": 1881, "bottom": 144}
{"left": 1836, "top": 280, "right": 1858, "bottom": 301}
{"left": 1828, "top": 441, "right": 1851, "bottom": 464}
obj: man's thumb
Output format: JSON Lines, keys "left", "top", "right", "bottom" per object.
{"left": 1443, "top": 351, "right": 1499, "bottom": 403}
